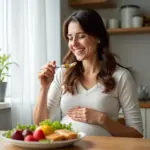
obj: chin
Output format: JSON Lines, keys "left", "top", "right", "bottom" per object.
{"left": 76, "top": 58, "right": 84, "bottom": 61}
{"left": 76, "top": 56, "right": 85, "bottom": 61}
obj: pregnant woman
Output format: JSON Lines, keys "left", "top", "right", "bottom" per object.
{"left": 33, "top": 9, "right": 143, "bottom": 138}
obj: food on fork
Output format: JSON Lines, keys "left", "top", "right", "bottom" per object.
{"left": 61, "top": 62, "right": 77, "bottom": 68}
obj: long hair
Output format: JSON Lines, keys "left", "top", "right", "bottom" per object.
{"left": 62, "top": 9, "right": 123, "bottom": 94}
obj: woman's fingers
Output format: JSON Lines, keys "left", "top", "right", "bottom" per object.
{"left": 72, "top": 116, "right": 87, "bottom": 122}
{"left": 48, "top": 61, "right": 56, "bottom": 69}
{"left": 42, "top": 67, "right": 54, "bottom": 74}
{"left": 41, "top": 64, "right": 55, "bottom": 74}
{"left": 39, "top": 60, "right": 56, "bottom": 77}
{"left": 38, "top": 69, "right": 53, "bottom": 78}
{"left": 68, "top": 107, "right": 87, "bottom": 115}
{"left": 68, "top": 107, "right": 102, "bottom": 125}
{"left": 38, "top": 60, "right": 56, "bottom": 88}
{"left": 68, "top": 107, "right": 88, "bottom": 122}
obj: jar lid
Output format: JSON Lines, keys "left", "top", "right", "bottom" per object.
{"left": 120, "top": 5, "right": 140, "bottom": 9}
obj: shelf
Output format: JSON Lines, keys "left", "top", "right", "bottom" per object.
{"left": 107, "top": 26, "right": 150, "bottom": 35}
{"left": 68, "top": 0, "right": 116, "bottom": 8}
{"left": 0, "top": 102, "right": 10, "bottom": 110}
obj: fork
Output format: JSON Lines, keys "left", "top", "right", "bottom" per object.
{"left": 40, "top": 62, "right": 77, "bottom": 70}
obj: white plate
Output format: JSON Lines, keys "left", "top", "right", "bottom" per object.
{"left": 1, "top": 132, "right": 86, "bottom": 149}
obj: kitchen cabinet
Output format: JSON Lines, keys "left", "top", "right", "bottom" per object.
{"left": 68, "top": 0, "right": 116, "bottom": 8}
{"left": 146, "top": 109, "right": 150, "bottom": 138}
{"left": 140, "top": 107, "right": 150, "bottom": 138}
{"left": 141, "top": 108, "right": 146, "bottom": 137}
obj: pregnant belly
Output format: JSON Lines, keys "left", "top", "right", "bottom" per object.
{"left": 61, "top": 115, "right": 112, "bottom": 136}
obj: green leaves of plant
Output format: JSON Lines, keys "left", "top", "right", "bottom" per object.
{"left": 0, "top": 51, "right": 18, "bottom": 82}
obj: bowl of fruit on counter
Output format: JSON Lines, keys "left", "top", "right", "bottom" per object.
{"left": 1, "top": 120, "right": 86, "bottom": 149}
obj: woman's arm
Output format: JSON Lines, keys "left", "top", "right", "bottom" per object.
{"left": 100, "top": 113, "right": 143, "bottom": 138}
{"left": 101, "top": 69, "right": 143, "bottom": 138}
{"left": 33, "top": 62, "right": 62, "bottom": 125}
{"left": 33, "top": 87, "right": 49, "bottom": 125}
{"left": 68, "top": 107, "right": 143, "bottom": 138}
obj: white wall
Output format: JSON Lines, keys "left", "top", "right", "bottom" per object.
{"left": 61, "top": 0, "right": 150, "bottom": 92}
{"left": 110, "top": 35, "right": 150, "bottom": 88}
{"left": 96, "top": 0, "right": 150, "bottom": 91}
{"left": 60, "top": 0, "right": 74, "bottom": 61}
{"left": 45, "top": 0, "right": 61, "bottom": 65}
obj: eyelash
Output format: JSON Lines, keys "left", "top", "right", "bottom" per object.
{"left": 68, "top": 35, "right": 86, "bottom": 41}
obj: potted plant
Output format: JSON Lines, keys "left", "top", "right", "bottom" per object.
{"left": 0, "top": 49, "right": 18, "bottom": 102}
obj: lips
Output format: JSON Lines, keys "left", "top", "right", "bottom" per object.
{"left": 73, "top": 49, "right": 84, "bottom": 55}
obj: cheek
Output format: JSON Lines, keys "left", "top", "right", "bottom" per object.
{"left": 68, "top": 43, "right": 75, "bottom": 54}
{"left": 68, "top": 42, "right": 71, "bottom": 48}
{"left": 68, "top": 42, "right": 73, "bottom": 50}
{"left": 87, "top": 40, "right": 97, "bottom": 52}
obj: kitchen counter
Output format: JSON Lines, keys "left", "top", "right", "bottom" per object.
{"left": 139, "top": 101, "right": 150, "bottom": 108}
{"left": 1, "top": 134, "right": 150, "bottom": 150}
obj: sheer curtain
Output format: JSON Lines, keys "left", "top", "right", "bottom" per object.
{"left": 0, "top": 0, "right": 61, "bottom": 127}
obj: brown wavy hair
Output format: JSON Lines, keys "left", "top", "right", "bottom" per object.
{"left": 62, "top": 9, "right": 124, "bottom": 94}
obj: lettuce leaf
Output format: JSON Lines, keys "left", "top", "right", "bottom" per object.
{"left": 16, "top": 123, "right": 37, "bottom": 131}
{"left": 39, "top": 120, "right": 72, "bottom": 131}
{"left": 3, "top": 123, "right": 37, "bottom": 138}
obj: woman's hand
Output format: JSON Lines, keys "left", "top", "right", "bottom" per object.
{"left": 38, "top": 61, "right": 56, "bottom": 89}
{"left": 68, "top": 107, "right": 106, "bottom": 125}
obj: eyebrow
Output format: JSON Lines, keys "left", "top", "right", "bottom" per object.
{"left": 67, "top": 32, "right": 85, "bottom": 36}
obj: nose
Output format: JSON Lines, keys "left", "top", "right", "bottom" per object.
{"left": 71, "top": 38, "right": 79, "bottom": 47}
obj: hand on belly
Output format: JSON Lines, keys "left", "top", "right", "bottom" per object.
{"left": 67, "top": 107, "right": 106, "bottom": 125}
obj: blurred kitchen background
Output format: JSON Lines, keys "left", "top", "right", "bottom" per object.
{"left": 0, "top": 0, "right": 150, "bottom": 138}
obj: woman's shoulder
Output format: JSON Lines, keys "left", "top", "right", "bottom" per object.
{"left": 113, "top": 65, "right": 133, "bottom": 82}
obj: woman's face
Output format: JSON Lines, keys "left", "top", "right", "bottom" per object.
{"left": 67, "top": 21, "right": 98, "bottom": 61}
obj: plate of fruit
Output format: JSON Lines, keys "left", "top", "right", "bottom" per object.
{"left": 1, "top": 120, "right": 86, "bottom": 149}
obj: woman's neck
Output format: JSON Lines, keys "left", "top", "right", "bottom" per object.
{"left": 82, "top": 59, "right": 101, "bottom": 74}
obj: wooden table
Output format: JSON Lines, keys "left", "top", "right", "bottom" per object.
{"left": 1, "top": 134, "right": 150, "bottom": 150}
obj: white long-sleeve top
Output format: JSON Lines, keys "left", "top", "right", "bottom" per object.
{"left": 47, "top": 66, "right": 143, "bottom": 136}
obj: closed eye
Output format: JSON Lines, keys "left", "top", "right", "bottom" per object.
{"left": 78, "top": 34, "right": 86, "bottom": 39}
{"left": 67, "top": 34, "right": 86, "bottom": 41}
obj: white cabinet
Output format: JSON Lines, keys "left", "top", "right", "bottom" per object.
{"left": 139, "top": 108, "right": 150, "bottom": 139}
{"left": 141, "top": 109, "right": 146, "bottom": 138}
{"left": 146, "top": 109, "right": 150, "bottom": 138}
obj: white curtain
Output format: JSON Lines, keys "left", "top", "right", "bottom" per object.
{"left": 0, "top": 0, "right": 61, "bottom": 128}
